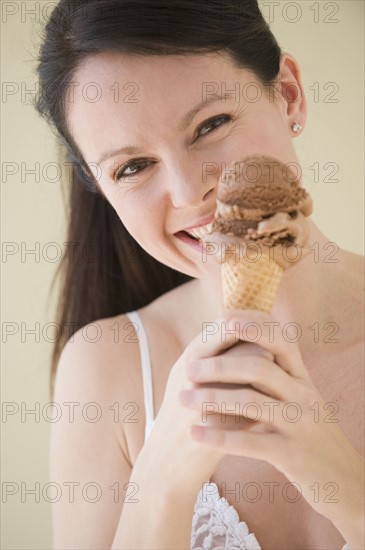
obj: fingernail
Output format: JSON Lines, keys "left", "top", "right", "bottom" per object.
{"left": 180, "top": 390, "right": 195, "bottom": 404}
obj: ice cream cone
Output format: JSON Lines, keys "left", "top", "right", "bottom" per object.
{"left": 204, "top": 155, "right": 313, "bottom": 314}
{"left": 221, "top": 252, "right": 283, "bottom": 313}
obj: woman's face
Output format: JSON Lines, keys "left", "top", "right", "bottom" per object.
{"left": 67, "top": 51, "right": 306, "bottom": 279}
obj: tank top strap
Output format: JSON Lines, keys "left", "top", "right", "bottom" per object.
{"left": 125, "top": 311, "right": 155, "bottom": 443}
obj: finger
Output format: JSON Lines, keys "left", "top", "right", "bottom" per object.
{"left": 226, "top": 309, "right": 306, "bottom": 378}
{"left": 195, "top": 412, "right": 275, "bottom": 433}
{"left": 189, "top": 425, "right": 284, "bottom": 462}
{"left": 180, "top": 386, "right": 288, "bottom": 429}
{"left": 187, "top": 312, "right": 241, "bottom": 360}
{"left": 187, "top": 354, "right": 297, "bottom": 402}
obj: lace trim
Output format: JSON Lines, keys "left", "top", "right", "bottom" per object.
{"left": 190, "top": 481, "right": 350, "bottom": 550}
{"left": 190, "top": 482, "right": 260, "bottom": 550}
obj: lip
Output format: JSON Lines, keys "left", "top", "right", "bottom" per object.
{"left": 174, "top": 230, "right": 204, "bottom": 251}
{"left": 178, "top": 212, "right": 215, "bottom": 233}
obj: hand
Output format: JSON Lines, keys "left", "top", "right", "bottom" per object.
{"left": 142, "top": 312, "right": 245, "bottom": 495}
{"left": 179, "top": 309, "right": 365, "bottom": 527}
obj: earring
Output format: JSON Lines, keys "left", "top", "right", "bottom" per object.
{"left": 292, "top": 122, "right": 303, "bottom": 133}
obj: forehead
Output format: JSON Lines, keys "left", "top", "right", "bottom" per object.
{"left": 68, "top": 50, "right": 240, "bottom": 99}
{"left": 66, "top": 51, "right": 251, "bottom": 162}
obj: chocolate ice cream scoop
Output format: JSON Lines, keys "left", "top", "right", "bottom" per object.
{"left": 204, "top": 155, "right": 313, "bottom": 269}
{"left": 212, "top": 154, "right": 313, "bottom": 240}
{"left": 202, "top": 155, "right": 314, "bottom": 312}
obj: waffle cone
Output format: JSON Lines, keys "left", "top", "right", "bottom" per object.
{"left": 222, "top": 252, "right": 283, "bottom": 313}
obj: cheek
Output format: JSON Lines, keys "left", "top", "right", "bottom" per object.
{"left": 108, "top": 189, "right": 165, "bottom": 246}
{"left": 99, "top": 175, "right": 169, "bottom": 253}
{"left": 205, "top": 126, "right": 273, "bottom": 166}
{"left": 232, "top": 112, "right": 292, "bottom": 161}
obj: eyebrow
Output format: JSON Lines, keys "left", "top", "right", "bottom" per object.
{"left": 97, "top": 93, "right": 235, "bottom": 166}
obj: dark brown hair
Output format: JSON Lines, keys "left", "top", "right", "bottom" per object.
{"left": 34, "top": 0, "right": 282, "bottom": 399}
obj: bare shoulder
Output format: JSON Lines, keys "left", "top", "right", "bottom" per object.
{"left": 50, "top": 313, "right": 150, "bottom": 548}
{"left": 55, "top": 278, "right": 198, "bottom": 467}
{"left": 348, "top": 251, "right": 364, "bottom": 337}
{"left": 55, "top": 313, "right": 146, "bottom": 464}
{"left": 342, "top": 248, "right": 364, "bottom": 286}
{"left": 57, "top": 313, "right": 141, "bottom": 396}
{"left": 336, "top": 248, "right": 364, "bottom": 337}
{"left": 55, "top": 289, "right": 189, "bottom": 464}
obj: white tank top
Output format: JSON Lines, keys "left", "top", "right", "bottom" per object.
{"left": 125, "top": 310, "right": 155, "bottom": 442}
{"left": 125, "top": 310, "right": 350, "bottom": 550}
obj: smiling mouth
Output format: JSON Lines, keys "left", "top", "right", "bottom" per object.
{"left": 175, "top": 230, "right": 199, "bottom": 243}
{"left": 180, "top": 221, "right": 214, "bottom": 241}
{"left": 181, "top": 232, "right": 198, "bottom": 241}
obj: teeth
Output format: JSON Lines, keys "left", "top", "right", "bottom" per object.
{"left": 186, "top": 222, "right": 213, "bottom": 240}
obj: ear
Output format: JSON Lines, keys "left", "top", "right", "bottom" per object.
{"left": 277, "top": 53, "right": 307, "bottom": 137}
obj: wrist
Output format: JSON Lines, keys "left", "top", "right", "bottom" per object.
{"left": 131, "top": 446, "right": 206, "bottom": 504}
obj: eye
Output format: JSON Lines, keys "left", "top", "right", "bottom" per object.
{"left": 113, "top": 114, "right": 232, "bottom": 182}
{"left": 113, "top": 159, "right": 153, "bottom": 182}
{"left": 196, "top": 114, "right": 232, "bottom": 138}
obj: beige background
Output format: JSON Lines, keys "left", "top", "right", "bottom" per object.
{"left": 1, "top": 1, "right": 364, "bottom": 548}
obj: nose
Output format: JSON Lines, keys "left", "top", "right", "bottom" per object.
{"left": 166, "top": 156, "right": 217, "bottom": 208}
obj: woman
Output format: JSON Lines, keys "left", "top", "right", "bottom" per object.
{"left": 35, "top": 0, "right": 364, "bottom": 548}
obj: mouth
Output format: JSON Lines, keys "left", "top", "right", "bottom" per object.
{"left": 181, "top": 221, "right": 214, "bottom": 241}
{"left": 175, "top": 223, "right": 214, "bottom": 247}
{"left": 174, "top": 214, "right": 215, "bottom": 243}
